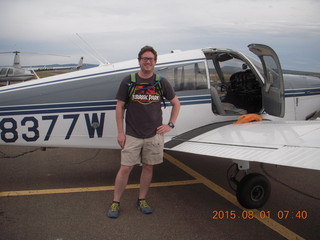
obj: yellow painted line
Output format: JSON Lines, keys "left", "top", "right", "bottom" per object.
{"left": 164, "top": 152, "right": 305, "bottom": 240}
{"left": 0, "top": 179, "right": 201, "bottom": 197}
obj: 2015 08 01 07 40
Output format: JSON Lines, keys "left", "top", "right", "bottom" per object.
{"left": 212, "top": 210, "right": 308, "bottom": 220}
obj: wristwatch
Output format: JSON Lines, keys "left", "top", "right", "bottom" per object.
{"left": 168, "top": 122, "right": 175, "bottom": 128}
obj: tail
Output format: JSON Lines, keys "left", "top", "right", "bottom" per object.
{"left": 13, "top": 51, "right": 21, "bottom": 68}
{"left": 76, "top": 57, "right": 84, "bottom": 70}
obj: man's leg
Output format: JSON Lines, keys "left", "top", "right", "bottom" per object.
{"left": 108, "top": 165, "right": 133, "bottom": 218}
{"left": 114, "top": 135, "right": 142, "bottom": 202}
{"left": 139, "top": 164, "right": 153, "bottom": 199}
{"left": 137, "top": 163, "right": 153, "bottom": 214}
{"left": 113, "top": 165, "right": 133, "bottom": 202}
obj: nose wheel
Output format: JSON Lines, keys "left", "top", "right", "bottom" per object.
{"left": 228, "top": 162, "right": 271, "bottom": 209}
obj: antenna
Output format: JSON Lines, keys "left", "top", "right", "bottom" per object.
{"left": 72, "top": 38, "right": 104, "bottom": 65}
{"left": 75, "top": 33, "right": 110, "bottom": 65}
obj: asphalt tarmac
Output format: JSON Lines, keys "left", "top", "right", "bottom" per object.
{"left": 0, "top": 146, "right": 319, "bottom": 240}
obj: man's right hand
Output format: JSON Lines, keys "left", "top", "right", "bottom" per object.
{"left": 117, "top": 133, "right": 126, "bottom": 149}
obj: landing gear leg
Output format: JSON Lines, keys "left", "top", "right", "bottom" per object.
{"left": 228, "top": 160, "right": 271, "bottom": 209}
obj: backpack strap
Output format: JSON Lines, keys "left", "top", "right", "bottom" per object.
{"left": 131, "top": 73, "right": 137, "bottom": 83}
{"left": 154, "top": 74, "right": 166, "bottom": 108}
{"left": 127, "top": 73, "right": 137, "bottom": 100}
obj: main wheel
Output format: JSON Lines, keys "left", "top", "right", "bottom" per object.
{"left": 236, "top": 173, "right": 271, "bottom": 209}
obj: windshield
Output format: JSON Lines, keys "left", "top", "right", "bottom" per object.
{"left": 0, "top": 68, "right": 8, "bottom": 76}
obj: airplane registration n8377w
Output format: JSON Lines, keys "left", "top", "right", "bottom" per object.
{"left": 1, "top": 43, "right": 320, "bottom": 209}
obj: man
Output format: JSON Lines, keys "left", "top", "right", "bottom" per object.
{"left": 107, "top": 46, "right": 180, "bottom": 218}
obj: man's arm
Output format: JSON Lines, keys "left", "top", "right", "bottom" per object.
{"left": 168, "top": 96, "right": 180, "bottom": 125}
{"left": 116, "top": 100, "right": 126, "bottom": 148}
{"left": 156, "top": 96, "right": 180, "bottom": 134}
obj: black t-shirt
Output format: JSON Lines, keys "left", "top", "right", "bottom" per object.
{"left": 116, "top": 73, "right": 176, "bottom": 138}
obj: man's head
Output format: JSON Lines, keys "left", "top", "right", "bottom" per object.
{"left": 138, "top": 46, "right": 157, "bottom": 75}
{"left": 138, "top": 46, "right": 157, "bottom": 61}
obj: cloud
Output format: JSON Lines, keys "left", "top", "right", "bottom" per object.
{"left": 0, "top": 0, "right": 319, "bottom": 71}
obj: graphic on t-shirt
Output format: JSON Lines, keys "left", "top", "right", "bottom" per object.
{"left": 131, "top": 83, "right": 161, "bottom": 105}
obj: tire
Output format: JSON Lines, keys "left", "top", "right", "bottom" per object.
{"left": 236, "top": 173, "right": 271, "bottom": 209}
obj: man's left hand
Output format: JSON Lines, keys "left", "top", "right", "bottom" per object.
{"left": 156, "top": 124, "right": 173, "bottom": 134}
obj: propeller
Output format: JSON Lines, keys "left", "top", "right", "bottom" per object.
{"left": 0, "top": 51, "right": 71, "bottom": 68}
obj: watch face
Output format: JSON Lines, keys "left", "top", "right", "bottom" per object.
{"left": 168, "top": 122, "right": 174, "bottom": 128}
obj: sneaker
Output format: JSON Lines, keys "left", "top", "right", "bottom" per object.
{"left": 107, "top": 202, "right": 120, "bottom": 218}
{"left": 137, "top": 199, "right": 152, "bottom": 214}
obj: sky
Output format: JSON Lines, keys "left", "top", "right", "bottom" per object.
{"left": 0, "top": 0, "right": 319, "bottom": 72}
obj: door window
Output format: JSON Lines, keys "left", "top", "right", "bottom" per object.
{"left": 156, "top": 62, "right": 208, "bottom": 92}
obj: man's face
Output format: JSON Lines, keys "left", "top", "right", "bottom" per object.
{"left": 139, "top": 51, "right": 157, "bottom": 73}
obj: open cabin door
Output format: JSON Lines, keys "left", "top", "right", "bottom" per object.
{"left": 248, "top": 44, "right": 285, "bottom": 117}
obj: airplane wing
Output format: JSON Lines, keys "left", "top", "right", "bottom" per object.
{"left": 166, "top": 120, "right": 320, "bottom": 171}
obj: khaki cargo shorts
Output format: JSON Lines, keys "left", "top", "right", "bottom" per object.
{"left": 121, "top": 134, "right": 164, "bottom": 166}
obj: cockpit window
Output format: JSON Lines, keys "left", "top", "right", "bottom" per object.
{"left": 156, "top": 62, "right": 208, "bottom": 91}
{"left": 247, "top": 56, "right": 263, "bottom": 75}
{"left": 261, "top": 55, "right": 281, "bottom": 88}
{"left": 0, "top": 68, "right": 8, "bottom": 75}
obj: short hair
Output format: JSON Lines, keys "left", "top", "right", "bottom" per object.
{"left": 138, "top": 46, "right": 157, "bottom": 61}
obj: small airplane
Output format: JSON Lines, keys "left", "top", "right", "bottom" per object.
{"left": 0, "top": 43, "right": 319, "bottom": 209}
{"left": 34, "top": 57, "right": 84, "bottom": 72}
{"left": 0, "top": 51, "right": 84, "bottom": 85}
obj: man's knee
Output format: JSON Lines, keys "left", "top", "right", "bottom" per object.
{"left": 119, "top": 165, "right": 133, "bottom": 175}
{"left": 142, "top": 163, "right": 153, "bottom": 172}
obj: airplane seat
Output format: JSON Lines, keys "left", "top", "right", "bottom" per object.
{"left": 222, "top": 102, "right": 247, "bottom": 115}
{"left": 210, "top": 86, "right": 226, "bottom": 115}
{"left": 211, "top": 86, "right": 247, "bottom": 116}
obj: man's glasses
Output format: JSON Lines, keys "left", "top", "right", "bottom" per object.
{"left": 140, "top": 57, "right": 155, "bottom": 62}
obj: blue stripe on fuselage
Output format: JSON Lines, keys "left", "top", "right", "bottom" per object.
{"left": 285, "top": 88, "right": 320, "bottom": 97}
{"left": 0, "top": 101, "right": 117, "bottom": 116}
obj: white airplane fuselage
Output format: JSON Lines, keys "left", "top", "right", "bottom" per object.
{"left": 0, "top": 46, "right": 319, "bottom": 149}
